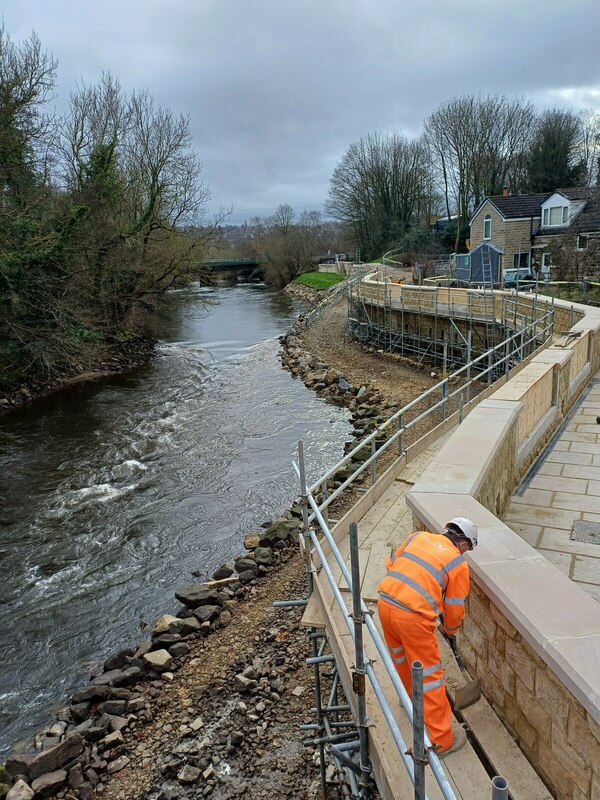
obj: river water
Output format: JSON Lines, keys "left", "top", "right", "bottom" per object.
{"left": 0, "top": 284, "right": 350, "bottom": 755}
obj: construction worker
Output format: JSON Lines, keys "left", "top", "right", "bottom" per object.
{"left": 377, "top": 518, "right": 478, "bottom": 758}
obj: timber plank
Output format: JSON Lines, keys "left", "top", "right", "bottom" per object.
{"left": 463, "top": 700, "right": 552, "bottom": 800}
{"left": 361, "top": 540, "right": 391, "bottom": 601}
{"left": 300, "top": 592, "right": 326, "bottom": 629}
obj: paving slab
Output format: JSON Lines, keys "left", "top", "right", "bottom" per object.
{"left": 504, "top": 373, "right": 600, "bottom": 602}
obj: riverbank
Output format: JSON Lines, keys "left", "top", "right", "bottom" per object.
{"left": 0, "top": 282, "right": 438, "bottom": 800}
{"left": 0, "top": 338, "right": 156, "bottom": 412}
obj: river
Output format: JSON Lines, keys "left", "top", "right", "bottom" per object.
{"left": 0, "top": 283, "right": 350, "bottom": 755}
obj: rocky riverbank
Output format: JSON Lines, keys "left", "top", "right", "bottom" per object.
{"left": 0, "top": 338, "right": 156, "bottom": 412}
{"left": 1, "top": 515, "right": 350, "bottom": 800}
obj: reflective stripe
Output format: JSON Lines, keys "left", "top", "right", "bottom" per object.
{"left": 387, "top": 571, "right": 441, "bottom": 615}
{"left": 379, "top": 592, "right": 418, "bottom": 614}
{"left": 389, "top": 645, "right": 404, "bottom": 654}
{"left": 445, "top": 624, "right": 460, "bottom": 632}
{"left": 423, "top": 677, "right": 444, "bottom": 693}
{"left": 399, "top": 552, "right": 444, "bottom": 589}
{"left": 392, "top": 655, "right": 406, "bottom": 665}
{"left": 442, "top": 554, "right": 465, "bottom": 577}
{"left": 444, "top": 597, "right": 466, "bottom": 606}
{"left": 422, "top": 660, "right": 442, "bottom": 677}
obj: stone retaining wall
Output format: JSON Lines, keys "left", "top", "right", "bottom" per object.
{"left": 406, "top": 292, "right": 600, "bottom": 800}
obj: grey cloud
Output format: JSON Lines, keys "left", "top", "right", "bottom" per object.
{"left": 4, "top": 0, "right": 600, "bottom": 223}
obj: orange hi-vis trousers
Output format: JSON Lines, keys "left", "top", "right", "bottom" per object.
{"left": 378, "top": 599, "right": 453, "bottom": 752}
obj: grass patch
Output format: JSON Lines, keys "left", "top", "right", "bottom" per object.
{"left": 294, "top": 271, "right": 345, "bottom": 290}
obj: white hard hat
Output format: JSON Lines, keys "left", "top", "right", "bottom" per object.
{"left": 446, "top": 517, "right": 478, "bottom": 547}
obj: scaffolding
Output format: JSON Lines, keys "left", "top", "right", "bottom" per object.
{"left": 348, "top": 275, "right": 555, "bottom": 380}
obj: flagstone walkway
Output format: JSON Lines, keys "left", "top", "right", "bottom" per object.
{"left": 504, "top": 378, "right": 600, "bottom": 602}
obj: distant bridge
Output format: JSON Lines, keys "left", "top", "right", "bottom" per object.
{"left": 203, "top": 257, "right": 263, "bottom": 276}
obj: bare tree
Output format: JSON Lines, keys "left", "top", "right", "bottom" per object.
{"left": 425, "top": 95, "right": 535, "bottom": 251}
{"left": 326, "top": 132, "right": 431, "bottom": 259}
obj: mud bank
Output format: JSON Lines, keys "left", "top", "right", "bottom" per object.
{"left": 0, "top": 338, "right": 156, "bottom": 412}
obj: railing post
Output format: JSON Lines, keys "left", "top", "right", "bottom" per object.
{"left": 371, "top": 438, "right": 377, "bottom": 485}
{"left": 298, "top": 441, "right": 313, "bottom": 597}
{"left": 459, "top": 391, "right": 464, "bottom": 424}
{"left": 397, "top": 413, "right": 403, "bottom": 456}
{"left": 349, "top": 523, "right": 372, "bottom": 796}
{"left": 321, "top": 480, "right": 329, "bottom": 526}
{"left": 466, "top": 329, "right": 472, "bottom": 402}
{"left": 412, "top": 661, "right": 426, "bottom": 800}
{"left": 487, "top": 349, "right": 493, "bottom": 385}
{"left": 491, "top": 776, "right": 508, "bottom": 799}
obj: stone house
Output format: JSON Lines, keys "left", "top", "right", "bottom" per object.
{"left": 469, "top": 188, "right": 600, "bottom": 280}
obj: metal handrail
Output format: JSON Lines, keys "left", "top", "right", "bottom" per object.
{"left": 294, "top": 462, "right": 457, "bottom": 800}
{"left": 307, "top": 307, "right": 554, "bottom": 509}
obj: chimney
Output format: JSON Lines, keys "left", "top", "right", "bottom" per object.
{"left": 502, "top": 186, "right": 509, "bottom": 197}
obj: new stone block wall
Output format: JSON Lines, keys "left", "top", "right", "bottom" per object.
{"left": 461, "top": 583, "right": 600, "bottom": 800}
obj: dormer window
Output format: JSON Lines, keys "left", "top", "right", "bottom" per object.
{"left": 483, "top": 214, "right": 491, "bottom": 240}
{"left": 543, "top": 205, "right": 569, "bottom": 227}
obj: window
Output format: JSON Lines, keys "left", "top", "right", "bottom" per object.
{"left": 483, "top": 214, "right": 491, "bottom": 240}
{"left": 577, "top": 234, "right": 588, "bottom": 250}
{"left": 543, "top": 205, "right": 569, "bottom": 227}
{"left": 513, "top": 252, "right": 531, "bottom": 269}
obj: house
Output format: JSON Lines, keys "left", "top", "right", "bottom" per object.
{"left": 469, "top": 187, "right": 600, "bottom": 282}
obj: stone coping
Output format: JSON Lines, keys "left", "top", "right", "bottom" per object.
{"left": 406, "top": 291, "right": 600, "bottom": 727}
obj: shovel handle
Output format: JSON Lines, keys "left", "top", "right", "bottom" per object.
{"left": 442, "top": 628, "right": 467, "bottom": 672}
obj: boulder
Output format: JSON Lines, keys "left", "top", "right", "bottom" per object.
{"left": 103, "top": 648, "right": 135, "bottom": 672}
{"left": 253, "top": 547, "right": 273, "bottom": 566}
{"left": 237, "top": 570, "right": 255, "bottom": 584}
{"left": 90, "top": 666, "right": 143, "bottom": 687}
{"left": 106, "top": 756, "right": 130, "bottom": 774}
{"left": 177, "top": 765, "right": 200, "bottom": 784}
{"left": 192, "top": 605, "right": 220, "bottom": 624}
{"left": 71, "top": 703, "right": 92, "bottom": 722}
{"left": 257, "top": 520, "right": 292, "bottom": 547}
{"left": 67, "top": 764, "right": 84, "bottom": 789}
{"left": 243, "top": 534, "right": 261, "bottom": 550}
{"left": 99, "top": 699, "right": 127, "bottom": 716}
{"left": 337, "top": 379, "right": 352, "bottom": 393}
{"left": 211, "top": 563, "right": 234, "bottom": 580}
{"left": 168, "top": 642, "right": 190, "bottom": 658}
{"left": 169, "top": 616, "right": 201, "bottom": 636}
{"left": 152, "top": 634, "right": 181, "bottom": 648}
{"left": 102, "top": 730, "right": 124, "bottom": 748}
{"left": 143, "top": 649, "right": 173, "bottom": 672}
{"left": 31, "top": 770, "right": 67, "bottom": 797}
{"left": 174, "top": 585, "right": 225, "bottom": 608}
{"left": 70, "top": 685, "right": 112, "bottom": 704}
{"left": 233, "top": 674, "right": 258, "bottom": 693}
{"left": 6, "top": 780, "right": 34, "bottom": 800}
{"left": 6, "top": 735, "right": 84, "bottom": 781}
{"left": 152, "top": 615, "right": 180, "bottom": 636}
{"left": 233, "top": 557, "right": 258, "bottom": 574}
{"left": 219, "top": 610, "right": 232, "bottom": 628}
{"left": 5, "top": 754, "right": 34, "bottom": 779}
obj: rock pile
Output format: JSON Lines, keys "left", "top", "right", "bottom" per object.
{"left": 1, "top": 514, "right": 306, "bottom": 799}
{"left": 280, "top": 323, "right": 398, "bottom": 497}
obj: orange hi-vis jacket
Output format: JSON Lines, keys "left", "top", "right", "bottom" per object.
{"left": 378, "top": 531, "right": 470, "bottom": 635}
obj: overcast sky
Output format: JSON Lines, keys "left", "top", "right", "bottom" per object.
{"left": 4, "top": 1, "right": 600, "bottom": 224}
